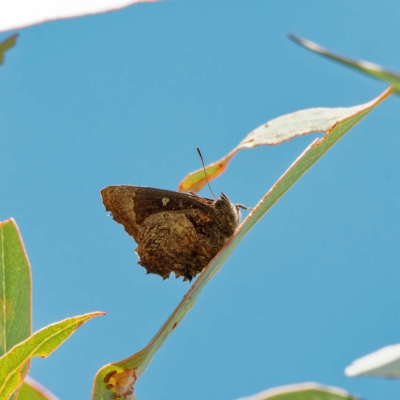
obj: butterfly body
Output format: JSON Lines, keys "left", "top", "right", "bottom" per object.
{"left": 101, "top": 186, "right": 240, "bottom": 281}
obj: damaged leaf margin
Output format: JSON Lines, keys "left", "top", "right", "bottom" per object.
{"left": 92, "top": 87, "right": 392, "bottom": 400}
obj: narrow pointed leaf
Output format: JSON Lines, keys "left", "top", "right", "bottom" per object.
{"left": 0, "top": 219, "right": 32, "bottom": 400}
{"left": 179, "top": 89, "right": 393, "bottom": 192}
{"left": 18, "top": 376, "right": 59, "bottom": 400}
{"left": 0, "top": 312, "right": 104, "bottom": 400}
{"left": 289, "top": 34, "right": 400, "bottom": 94}
{"left": 345, "top": 343, "right": 400, "bottom": 378}
{"left": 0, "top": 35, "right": 18, "bottom": 65}
{"left": 0, "top": 0, "right": 158, "bottom": 33}
{"left": 92, "top": 87, "right": 391, "bottom": 400}
{"left": 237, "top": 382, "right": 356, "bottom": 400}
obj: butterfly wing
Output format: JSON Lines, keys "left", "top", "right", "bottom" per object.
{"left": 101, "top": 185, "right": 215, "bottom": 241}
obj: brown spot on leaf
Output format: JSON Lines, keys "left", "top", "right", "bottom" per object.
{"left": 172, "top": 322, "right": 178, "bottom": 330}
{"left": 105, "top": 369, "right": 137, "bottom": 399}
{"left": 104, "top": 370, "right": 117, "bottom": 383}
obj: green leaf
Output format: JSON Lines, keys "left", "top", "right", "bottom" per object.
{"left": 0, "top": 219, "right": 31, "bottom": 354}
{"left": 289, "top": 34, "right": 400, "bottom": 94}
{"left": 0, "top": 311, "right": 104, "bottom": 400}
{"left": 92, "top": 87, "right": 392, "bottom": 400}
{"left": 0, "top": 35, "right": 18, "bottom": 65}
{"left": 0, "top": 219, "right": 32, "bottom": 400}
{"left": 345, "top": 343, "right": 400, "bottom": 378}
{"left": 18, "top": 376, "right": 58, "bottom": 400}
{"left": 237, "top": 382, "right": 356, "bottom": 400}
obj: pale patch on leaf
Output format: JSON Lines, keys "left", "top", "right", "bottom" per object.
{"left": 239, "top": 101, "right": 378, "bottom": 148}
{"left": 0, "top": 0, "right": 158, "bottom": 32}
{"left": 345, "top": 344, "right": 400, "bottom": 378}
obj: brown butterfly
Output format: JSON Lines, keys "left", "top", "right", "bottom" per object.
{"left": 101, "top": 186, "right": 243, "bottom": 281}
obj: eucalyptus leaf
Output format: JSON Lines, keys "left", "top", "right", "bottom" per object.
{"left": 0, "top": 219, "right": 31, "bottom": 400}
{"left": 289, "top": 34, "right": 400, "bottom": 94}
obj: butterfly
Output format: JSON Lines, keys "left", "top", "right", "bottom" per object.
{"left": 101, "top": 185, "right": 242, "bottom": 281}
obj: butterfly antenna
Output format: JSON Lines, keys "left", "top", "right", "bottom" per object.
{"left": 196, "top": 147, "right": 217, "bottom": 199}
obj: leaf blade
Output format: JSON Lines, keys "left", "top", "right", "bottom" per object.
{"left": 0, "top": 219, "right": 32, "bottom": 400}
{"left": 0, "top": 219, "right": 32, "bottom": 355}
{"left": 289, "top": 34, "right": 400, "bottom": 94}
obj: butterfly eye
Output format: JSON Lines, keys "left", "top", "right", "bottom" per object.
{"left": 215, "top": 199, "right": 226, "bottom": 209}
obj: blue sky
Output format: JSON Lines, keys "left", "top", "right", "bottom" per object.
{"left": 1, "top": 0, "right": 400, "bottom": 399}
